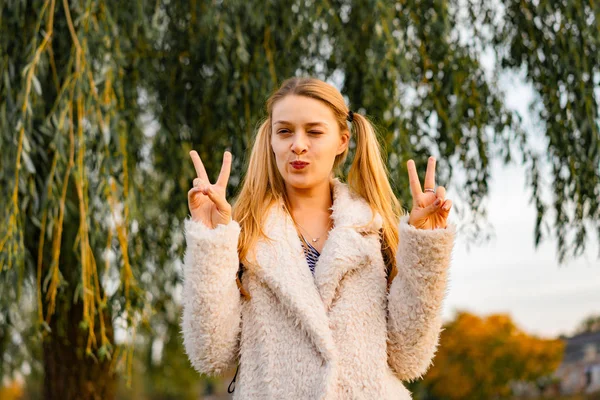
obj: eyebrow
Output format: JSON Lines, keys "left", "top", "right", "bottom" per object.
{"left": 273, "top": 120, "right": 329, "bottom": 127}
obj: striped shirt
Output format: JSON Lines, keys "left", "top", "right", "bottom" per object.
{"left": 299, "top": 235, "right": 321, "bottom": 275}
{"left": 237, "top": 236, "right": 321, "bottom": 282}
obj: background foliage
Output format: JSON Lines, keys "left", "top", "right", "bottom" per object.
{"left": 1, "top": 0, "right": 598, "bottom": 398}
{"left": 408, "top": 311, "right": 565, "bottom": 400}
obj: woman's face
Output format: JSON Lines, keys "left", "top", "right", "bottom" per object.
{"left": 271, "top": 95, "right": 349, "bottom": 190}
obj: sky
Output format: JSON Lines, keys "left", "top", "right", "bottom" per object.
{"left": 440, "top": 60, "right": 600, "bottom": 339}
{"left": 442, "top": 158, "right": 599, "bottom": 339}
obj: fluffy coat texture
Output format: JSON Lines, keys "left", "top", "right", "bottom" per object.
{"left": 181, "top": 178, "right": 456, "bottom": 399}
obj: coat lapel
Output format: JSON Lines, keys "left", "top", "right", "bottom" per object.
{"left": 252, "top": 200, "right": 337, "bottom": 363}
{"left": 251, "top": 177, "right": 383, "bottom": 366}
{"left": 314, "top": 178, "right": 383, "bottom": 310}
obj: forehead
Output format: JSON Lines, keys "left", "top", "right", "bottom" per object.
{"left": 272, "top": 95, "right": 336, "bottom": 125}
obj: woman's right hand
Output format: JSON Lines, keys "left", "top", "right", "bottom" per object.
{"left": 188, "top": 150, "right": 233, "bottom": 228}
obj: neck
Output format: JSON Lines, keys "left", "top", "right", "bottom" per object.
{"left": 285, "top": 177, "right": 333, "bottom": 216}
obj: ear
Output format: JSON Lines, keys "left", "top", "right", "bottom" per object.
{"left": 337, "top": 130, "right": 350, "bottom": 155}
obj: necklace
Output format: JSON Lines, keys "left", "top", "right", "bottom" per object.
{"left": 294, "top": 217, "right": 333, "bottom": 243}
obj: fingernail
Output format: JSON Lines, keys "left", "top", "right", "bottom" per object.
{"left": 434, "top": 199, "right": 441, "bottom": 206}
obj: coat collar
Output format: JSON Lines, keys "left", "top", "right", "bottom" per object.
{"left": 250, "top": 177, "right": 383, "bottom": 367}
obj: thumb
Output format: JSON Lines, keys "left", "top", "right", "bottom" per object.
{"left": 204, "top": 186, "right": 231, "bottom": 212}
{"left": 426, "top": 198, "right": 442, "bottom": 214}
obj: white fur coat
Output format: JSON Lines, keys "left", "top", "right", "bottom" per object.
{"left": 181, "top": 177, "right": 456, "bottom": 399}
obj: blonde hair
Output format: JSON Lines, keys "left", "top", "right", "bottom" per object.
{"left": 232, "top": 77, "right": 404, "bottom": 298}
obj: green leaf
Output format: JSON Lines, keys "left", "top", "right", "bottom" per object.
{"left": 32, "top": 75, "right": 42, "bottom": 96}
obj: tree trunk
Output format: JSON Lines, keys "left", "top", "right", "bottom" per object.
{"left": 42, "top": 297, "right": 116, "bottom": 400}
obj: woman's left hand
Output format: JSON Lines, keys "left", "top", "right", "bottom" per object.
{"left": 406, "top": 156, "right": 452, "bottom": 230}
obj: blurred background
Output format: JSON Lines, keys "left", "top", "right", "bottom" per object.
{"left": 1, "top": 0, "right": 599, "bottom": 399}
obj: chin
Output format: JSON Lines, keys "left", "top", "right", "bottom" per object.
{"left": 282, "top": 173, "right": 314, "bottom": 189}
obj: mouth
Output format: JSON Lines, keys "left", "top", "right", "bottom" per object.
{"left": 290, "top": 161, "right": 309, "bottom": 169}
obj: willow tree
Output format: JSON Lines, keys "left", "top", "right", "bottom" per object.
{"left": 1, "top": 0, "right": 598, "bottom": 399}
{"left": 471, "top": 0, "right": 600, "bottom": 262}
{"left": 1, "top": 0, "right": 152, "bottom": 398}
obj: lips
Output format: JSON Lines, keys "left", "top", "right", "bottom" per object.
{"left": 290, "top": 161, "right": 309, "bottom": 166}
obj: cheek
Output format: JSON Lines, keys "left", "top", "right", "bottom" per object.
{"left": 270, "top": 140, "right": 286, "bottom": 164}
{"left": 316, "top": 138, "right": 340, "bottom": 158}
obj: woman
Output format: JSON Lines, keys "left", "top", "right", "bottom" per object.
{"left": 182, "top": 77, "right": 455, "bottom": 399}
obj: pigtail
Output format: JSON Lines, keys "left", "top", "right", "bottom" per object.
{"left": 347, "top": 112, "right": 403, "bottom": 286}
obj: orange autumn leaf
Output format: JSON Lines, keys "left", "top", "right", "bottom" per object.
{"left": 421, "top": 311, "right": 564, "bottom": 400}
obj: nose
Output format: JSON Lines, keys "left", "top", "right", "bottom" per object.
{"left": 290, "top": 131, "right": 308, "bottom": 155}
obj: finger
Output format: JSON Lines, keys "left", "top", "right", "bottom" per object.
{"left": 189, "top": 185, "right": 209, "bottom": 195}
{"left": 188, "top": 187, "right": 202, "bottom": 196}
{"left": 193, "top": 177, "right": 206, "bottom": 188}
{"left": 188, "top": 187, "right": 204, "bottom": 203}
{"left": 442, "top": 199, "right": 452, "bottom": 211}
{"left": 407, "top": 159, "right": 422, "bottom": 199}
{"left": 216, "top": 151, "right": 232, "bottom": 187}
{"left": 424, "top": 156, "right": 436, "bottom": 191}
{"left": 435, "top": 186, "right": 446, "bottom": 203}
{"left": 204, "top": 186, "right": 231, "bottom": 212}
{"left": 426, "top": 197, "right": 443, "bottom": 214}
{"left": 190, "top": 150, "right": 209, "bottom": 181}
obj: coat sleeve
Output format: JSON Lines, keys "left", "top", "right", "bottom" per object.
{"left": 386, "top": 214, "right": 456, "bottom": 381}
{"left": 180, "top": 217, "right": 242, "bottom": 376}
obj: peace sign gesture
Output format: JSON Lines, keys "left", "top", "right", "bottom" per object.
{"left": 407, "top": 156, "right": 452, "bottom": 230}
{"left": 188, "top": 150, "right": 233, "bottom": 228}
